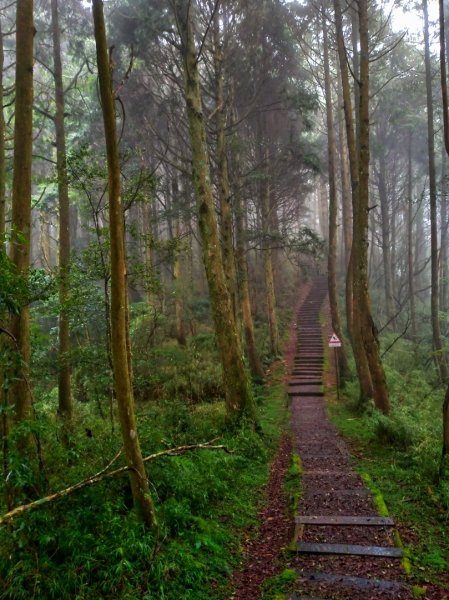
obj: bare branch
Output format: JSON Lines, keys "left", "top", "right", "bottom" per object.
{"left": 0, "top": 440, "right": 232, "bottom": 526}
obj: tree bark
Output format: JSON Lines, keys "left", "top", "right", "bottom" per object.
{"left": 51, "top": 0, "right": 72, "bottom": 420}
{"left": 261, "top": 166, "right": 280, "bottom": 356}
{"left": 174, "top": 217, "right": 186, "bottom": 346}
{"left": 0, "top": 22, "right": 5, "bottom": 238}
{"left": 322, "top": 7, "right": 350, "bottom": 381}
{"left": 9, "top": 0, "right": 34, "bottom": 429}
{"left": 333, "top": 0, "right": 373, "bottom": 403}
{"left": 213, "top": 17, "right": 238, "bottom": 321}
{"left": 174, "top": 0, "right": 258, "bottom": 425}
{"left": 425, "top": 0, "right": 448, "bottom": 382}
{"left": 230, "top": 103, "right": 264, "bottom": 380}
{"left": 355, "top": 0, "right": 390, "bottom": 414}
{"left": 92, "top": 0, "right": 157, "bottom": 529}
{"left": 407, "top": 132, "right": 417, "bottom": 340}
{"left": 437, "top": 0, "right": 449, "bottom": 474}
{"left": 376, "top": 153, "right": 395, "bottom": 328}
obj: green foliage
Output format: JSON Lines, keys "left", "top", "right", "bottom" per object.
{"left": 284, "top": 453, "right": 302, "bottom": 512}
{"left": 0, "top": 350, "right": 289, "bottom": 599}
{"left": 133, "top": 336, "right": 223, "bottom": 405}
{"left": 260, "top": 568, "right": 297, "bottom": 599}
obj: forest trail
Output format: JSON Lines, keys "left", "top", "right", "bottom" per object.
{"left": 284, "top": 276, "right": 411, "bottom": 599}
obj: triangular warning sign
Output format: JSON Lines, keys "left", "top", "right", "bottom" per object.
{"left": 328, "top": 333, "right": 342, "bottom": 347}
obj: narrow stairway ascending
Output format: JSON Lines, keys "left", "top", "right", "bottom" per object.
{"left": 285, "top": 276, "right": 410, "bottom": 600}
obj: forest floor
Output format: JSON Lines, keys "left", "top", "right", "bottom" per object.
{"left": 231, "top": 278, "right": 449, "bottom": 600}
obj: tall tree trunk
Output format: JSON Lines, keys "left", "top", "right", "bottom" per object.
{"left": 355, "top": 0, "right": 390, "bottom": 414}
{"left": 230, "top": 104, "right": 264, "bottom": 380}
{"left": 337, "top": 77, "right": 353, "bottom": 273}
{"left": 440, "top": 149, "right": 448, "bottom": 314}
{"left": 174, "top": 217, "right": 186, "bottom": 346}
{"left": 0, "top": 22, "right": 5, "bottom": 238}
{"left": 407, "top": 132, "right": 417, "bottom": 340}
{"left": 322, "top": 7, "right": 350, "bottom": 381}
{"left": 9, "top": 0, "right": 34, "bottom": 432}
{"left": 376, "top": 156, "right": 395, "bottom": 328}
{"left": 261, "top": 168, "right": 280, "bottom": 356}
{"left": 437, "top": 0, "right": 449, "bottom": 474}
{"left": 213, "top": 18, "right": 238, "bottom": 321}
{"left": 0, "top": 20, "right": 8, "bottom": 507}
{"left": 174, "top": 0, "right": 257, "bottom": 425}
{"left": 425, "top": 0, "right": 448, "bottom": 382}
{"left": 51, "top": 0, "right": 72, "bottom": 420}
{"left": 337, "top": 74, "right": 353, "bottom": 340}
{"left": 333, "top": 0, "right": 373, "bottom": 403}
{"left": 92, "top": 0, "right": 157, "bottom": 529}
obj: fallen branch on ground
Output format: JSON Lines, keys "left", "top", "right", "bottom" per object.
{"left": 0, "top": 439, "right": 232, "bottom": 526}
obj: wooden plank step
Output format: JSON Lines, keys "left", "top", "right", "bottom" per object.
{"left": 295, "top": 515, "right": 394, "bottom": 526}
{"left": 296, "top": 542, "right": 402, "bottom": 557}
{"left": 288, "top": 388, "right": 323, "bottom": 397}
{"left": 304, "top": 488, "right": 370, "bottom": 497}
{"left": 292, "top": 370, "right": 323, "bottom": 374}
{"left": 298, "top": 571, "right": 407, "bottom": 592}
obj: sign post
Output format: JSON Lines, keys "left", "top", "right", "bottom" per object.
{"left": 328, "top": 333, "right": 342, "bottom": 401}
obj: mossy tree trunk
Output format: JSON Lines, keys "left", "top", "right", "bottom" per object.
{"left": 213, "top": 17, "right": 238, "bottom": 322}
{"left": 92, "top": 0, "right": 157, "bottom": 529}
{"left": 376, "top": 151, "right": 395, "bottom": 330}
{"left": 425, "top": 0, "right": 448, "bottom": 383}
{"left": 174, "top": 0, "right": 258, "bottom": 425}
{"left": 230, "top": 113, "right": 264, "bottom": 380}
{"left": 355, "top": 0, "right": 389, "bottom": 415}
{"left": 51, "top": 0, "right": 72, "bottom": 420}
{"left": 322, "top": 6, "right": 350, "bottom": 382}
{"left": 406, "top": 132, "right": 417, "bottom": 340}
{"left": 261, "top": 148, "right": 280, "bottom": 357}
{"left": 437, "top": 0, "right": 449, "bottom": 474}
{"left": 0, "top": 22, "right": 5, "bottom": 239}
{"left": 9, "top": 0, "right": 34, "bottom": 437}
{"left": 333, "top": 0, "right": 373, "bottom": 404}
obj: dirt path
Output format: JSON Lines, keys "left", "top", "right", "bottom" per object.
{"left": 284, "top": 276, "right": 411, "bottom": 599}
{"left": 232, "top": 277, "right": 439, "bottom": 599}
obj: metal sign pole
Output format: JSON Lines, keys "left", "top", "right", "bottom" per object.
{"left": 335, "top": 347, "right": 340, "bottom": 402}
{"left": 329, "top": 333, "right": 342, "bottom": 402}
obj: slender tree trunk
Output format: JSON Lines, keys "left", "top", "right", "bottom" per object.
{"left": 51, "top": 0, "right": 72, "bottom": 420}
{"left": 213, "top": 18, "right": 238, "bottom": 321}
{"left": 9, "top": 0, "right": 34, "bottom": 429}
{"left": 333, "top": 0, "right": 373, "bottom": 403}
{"left": 355, "top": 0, "right": 390, "bottom": 414}
{"left": 376, "top": 157, "right": 395, "bottom": 328}
{"left": 440, "top": 150, "right": 448, "bottom": 314}
{"left": 261, "top": 170, "right": 280, "bottom": 356}
{"left": 438, "top": 0, "right": 449, "bottom": 474}
{"left": 407, "top": 132, "right": 417, "bottom": 340}
{"left": 425, "top": 0, "right": 448, "bottom": 382}
{"left": 337, "top": 78, "right": 353, "bottom": 273}
{"left": 230, "top": 104, "right": 264, "bottom": 380}
{"left": 174, "top": 0, "right": 257, "bottom": 425}
{"left": 174, "top": 217, "right": 186, "bottom": 346}
{"left": 337, "top": 74, "right": 353, "bottom": 341}
{"left": 0, "top": 20, "right": 8, "bottom": 504}
{"left": 0, "top": 22, "right": 5, "bottom": 238}
{"left": 322, "top": 7, "right": 350, "bottom": 381}
{"left": 92, "top": 0, "right": 157, "bottom": 529}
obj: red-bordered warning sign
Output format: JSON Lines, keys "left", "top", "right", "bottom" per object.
{"left": 328, "top": 333, "right": 342, "bottom": 348}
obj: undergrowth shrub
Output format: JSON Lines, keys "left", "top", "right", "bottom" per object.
{"left": 1, "top": 355, "right": 288, "bottom": 600}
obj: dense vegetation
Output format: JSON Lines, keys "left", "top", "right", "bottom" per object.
{"left": 2, "top": 0, "right": 449, "bottom": 597}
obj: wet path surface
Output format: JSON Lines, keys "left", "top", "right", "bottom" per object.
{"left": 285, "top": 276, "right": 411, "bottom": 599}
